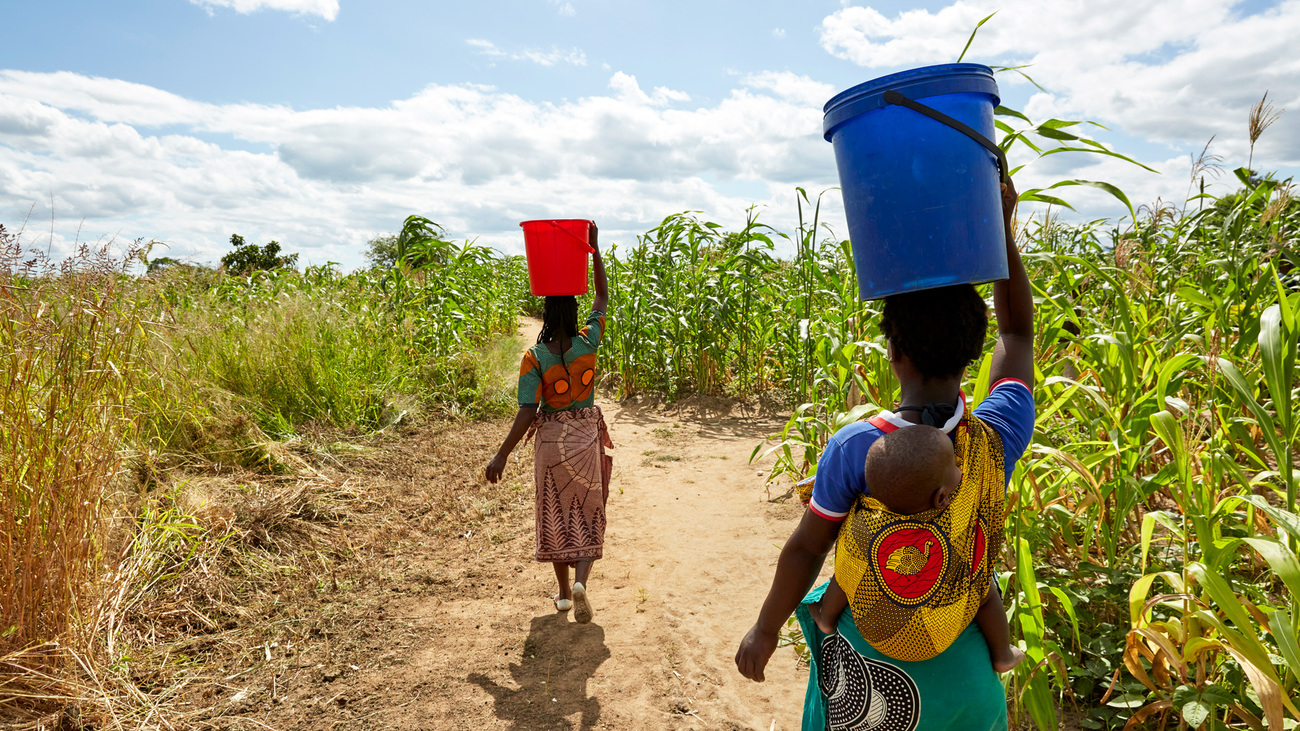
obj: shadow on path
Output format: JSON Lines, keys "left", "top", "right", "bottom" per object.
{"left": 468, "top": 613, "right": 610, "bottom": 730}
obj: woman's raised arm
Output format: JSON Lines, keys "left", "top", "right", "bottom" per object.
{"left": 990, "top": 178, "right": 1034, "bottom": 389}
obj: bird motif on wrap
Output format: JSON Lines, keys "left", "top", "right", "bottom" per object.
{"left": 884, "top": 541, "right": 933, "bottom": 576}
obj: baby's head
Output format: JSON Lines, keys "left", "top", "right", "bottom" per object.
{"left": 864, "top": 426, "right": 961, "bottom": 515}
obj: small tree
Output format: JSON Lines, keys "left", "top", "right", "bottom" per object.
{"left": 364, "top": 233, "right": 400, "bottom": 269}
{"left": 146, "top": 256, "right": 184, "bottom": 274}
{"left": 220, "top": 234, "right": 298, "bottom": 274}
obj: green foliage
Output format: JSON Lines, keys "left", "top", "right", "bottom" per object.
{"left": 603, "top": 98, "right": 1300, "bottom": 726}
{"left": 138, "top": 233, "right": 534, "bottom": 456}
{"left": 220, "top": 234, "right": 299, "bottom": 274}
{"left": 364, "top": 233, "right": 400, "bottom": 269}
{"left": 145, "top": 255, "right": 185, "bottom": 274}
{"left": 366, "top": 218, "right": 459, "bottom": 271}
{"left": 605, "top": 194, "right": 867, "bottom": 403}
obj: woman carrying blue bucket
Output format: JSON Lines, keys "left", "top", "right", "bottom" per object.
{"left": 735, "top": 64, "right": 1036, "bottom": 729}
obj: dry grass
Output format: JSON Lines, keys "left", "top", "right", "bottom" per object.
{"left": 1248, "top": 90, "right": 1285, "bottom": 170}
{"left": 1, "top": 339, "right": 525, "bottom": 728}
{"left": 0, "top": 228, "right": 146, "bottom": 726}
{"left": 0, "top": 223, "right": 530, "bottom": 728}
{"left": 1, "top": 444, "right": 396, "bottom": 728}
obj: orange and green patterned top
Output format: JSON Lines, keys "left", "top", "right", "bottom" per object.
{"left": 518, "top": 309, "right": 606, "bottom": 412}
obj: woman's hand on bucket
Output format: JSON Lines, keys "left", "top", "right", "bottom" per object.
{"left": 735, "top": 623, "right": 779, "bottom": 682}
{"left": 1000, "top": 177, "right": 1018, "bottom": 223}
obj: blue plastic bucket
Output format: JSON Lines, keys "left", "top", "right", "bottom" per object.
{"left": 823, "top": 63, "right": 1007, "bottom": 300}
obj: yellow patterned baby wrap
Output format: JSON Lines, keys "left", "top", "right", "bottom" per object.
{"left": 806, "top": 413, "right": 1007, "bottom": 662}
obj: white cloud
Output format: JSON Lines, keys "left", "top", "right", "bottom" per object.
{"left": 742, "top": 71, "right": 834, "bottom": 109}
{"left": 0, "top": 69, "right": 835, "bottom": 268}
{"left": 608, "top": 72, "right": 691, "bottom": 105}
{"left": 772, "top": 27, "right": 786, "bottom": 39}
{"left": 189, "top": 0, "right": 339, "bottom": 21}
{"left": 520, "top": 48, "right": 587, "bottom": 67}
{"left": 548, "top": 0, "right": 576, "bottom": 15}
{"left": 467, "top": 39, "right": 587, "bottom": 67}
{"left": 819, "top": 1, "right": 1300, "bottom": 171}
{"left": 465, "top": 39, "right": 505, "bottom": 58}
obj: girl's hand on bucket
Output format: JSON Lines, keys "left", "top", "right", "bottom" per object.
{"left": 589, "top": 222, "right": 599, "bottom": 252}
{"left": 1000, "top": 178, "right": 1018, "bottom": 221}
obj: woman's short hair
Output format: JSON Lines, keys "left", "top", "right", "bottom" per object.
{"left": 880, "top": 284, "right": 988, "bottom": 380}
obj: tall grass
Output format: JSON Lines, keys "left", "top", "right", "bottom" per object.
{"left": 605, "top": 194, "right": 867, "bottom": 403}
{"left": 0, "top": 231, "right": 142, "bottom": 657}
{"left": 129, "top": 222, "right": 535, "bottom": 466}
{"left": 0, "top": 220, "right": 535, "bottom": 725}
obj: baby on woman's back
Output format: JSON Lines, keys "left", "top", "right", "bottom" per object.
{"left": 810, "top": 425, "right": 1025, "bottom": 673}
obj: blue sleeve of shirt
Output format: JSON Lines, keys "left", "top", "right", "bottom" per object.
{"left": 809, "top": 424, "right": 876, "bottom": 520}
{"left": 973, "top": 379, "right": 1036, "bottom": 483}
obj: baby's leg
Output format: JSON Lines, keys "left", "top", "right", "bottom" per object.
{"left": 811, "top": 577, "right": 849, "bottom": 635}
{"left": 976, "top": 580, "right": 1025, "bottom": 673}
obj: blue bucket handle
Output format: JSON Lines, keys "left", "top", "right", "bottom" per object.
{"left": 882, "top": 90, "right": 1009, "bottom": 184}
{"left": 546, "top": 220, "right": 595, "bottom": 254}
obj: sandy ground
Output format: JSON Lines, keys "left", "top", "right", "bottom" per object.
{"left": 232, "top": 319, "right": 824, "bottom": 730}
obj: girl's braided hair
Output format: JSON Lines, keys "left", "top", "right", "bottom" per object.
{"left": 538, "top": 295, "right": 579, "bottom": 346}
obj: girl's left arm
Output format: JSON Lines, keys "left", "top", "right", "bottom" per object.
{"left": 486, "top": 407, "right": 538, "bottom": 483}
{"left": 591, "top": 223, "right": 609, "bottom": 314}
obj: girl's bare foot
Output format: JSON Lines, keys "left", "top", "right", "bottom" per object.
{"left": 992, "top": 645, "right": 1026, "bottom": 673}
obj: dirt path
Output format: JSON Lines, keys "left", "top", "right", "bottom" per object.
{"left": 418, "top": 318, "right": 816, "bottom": 729}
{"left": 245, "top": 320, "right": 821, "bottom": 730}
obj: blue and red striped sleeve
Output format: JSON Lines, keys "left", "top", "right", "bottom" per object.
{"left": 972, "top": 378, "right": 1036, "bottom": 483}
{"left": 807, "top": 421, "right": 883, "bottom": 521}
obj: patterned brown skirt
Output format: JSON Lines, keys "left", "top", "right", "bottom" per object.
{"left": 529, "top": 406, "right": 613, "bottom": 563}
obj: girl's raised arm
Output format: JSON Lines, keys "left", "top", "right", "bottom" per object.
{"left": 591, "top": 223, "right": 608, "bottom": 314}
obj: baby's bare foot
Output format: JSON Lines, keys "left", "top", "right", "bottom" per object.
{"left": 993, "top": 646, "right": 1026, "bottom": 673}
{"left": 811, "top": 602, "right": 838, "bottom": 635}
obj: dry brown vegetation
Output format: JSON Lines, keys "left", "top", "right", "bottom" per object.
{"left": 3, "top": 414, "right": 533, "bottom": 730}
{"left": 0, "top": 220, "right": 534, "bottom": 728}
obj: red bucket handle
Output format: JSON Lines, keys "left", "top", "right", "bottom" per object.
{"left": 546, "top": 220, "right": 595, "bottom": 254}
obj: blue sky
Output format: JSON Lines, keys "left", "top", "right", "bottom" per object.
{"left": 2, "top": 0, "right": 1297, "bottom": 268}
{"left": 5, "top": 1, "right": 915, "bottom": 107}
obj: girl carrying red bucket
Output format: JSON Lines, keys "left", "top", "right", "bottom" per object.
{"left": 486, "top": 222, "right": 611, "bottom": 625}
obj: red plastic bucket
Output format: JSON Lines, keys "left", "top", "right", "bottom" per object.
{"left": 520, "top": 219, "right": 594, "bottom": 296}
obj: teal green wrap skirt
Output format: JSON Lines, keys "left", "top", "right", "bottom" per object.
{"left": 796, "top": 581, "right": 1008, "bottom": 731}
